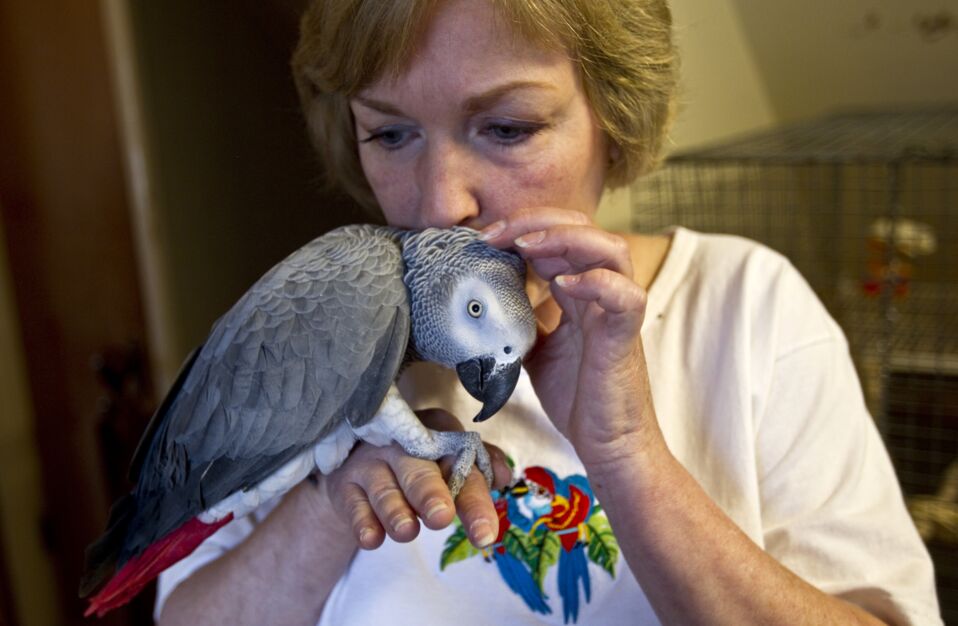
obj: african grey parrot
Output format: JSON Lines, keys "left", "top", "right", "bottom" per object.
{"left": 80, "top": 225, "right": 536, "bottom": 617}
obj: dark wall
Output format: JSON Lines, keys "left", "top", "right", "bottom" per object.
{"left": 127, "top": 0, "right": 364, "bottom": 360}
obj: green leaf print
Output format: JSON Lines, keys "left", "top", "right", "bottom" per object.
{"left": 440, "top": 522, "right": 479, "bottom": 571}
{"left": 530, "top": 531, "right": 560, "bottom": 592}
{"left": 502, "top": 526, "right": 536, "bottom": 568}
{"left": 585, "top": 513, "right": 619, "bottom": 578}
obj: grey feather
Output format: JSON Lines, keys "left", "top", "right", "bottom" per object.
{"left": 119, "top": 225, "right": 409, "bottom": 561}
{"left": 84, "top": 223, "right": 536, "bottom": 606}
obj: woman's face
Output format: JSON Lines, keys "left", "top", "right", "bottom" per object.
{"left": 350, "top": 0, "right": 610, "bottom": 230}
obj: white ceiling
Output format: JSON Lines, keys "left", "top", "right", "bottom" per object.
{"left": 728, "top": 0, "right": 958, "bottom": 122}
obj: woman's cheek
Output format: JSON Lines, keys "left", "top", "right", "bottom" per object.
{"left": 515, "top": 151, "right": 601, "bottom": 210}
{"left": 368, "top": 170, "right": 417, "bottom": 227}
{"left": 497, "top": 159, "right": 564, "bottom": 210}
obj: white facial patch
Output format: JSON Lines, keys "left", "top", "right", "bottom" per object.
{"left": 448, "top": 277, "right": 525, "bottom": 365}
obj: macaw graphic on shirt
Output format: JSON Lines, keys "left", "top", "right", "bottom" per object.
{"left": 440, "top": 465, "right": 620, "bottom": 623}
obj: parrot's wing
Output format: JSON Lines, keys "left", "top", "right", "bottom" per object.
{"left": 127, "top": 346, "right": 201, "bottom": 483}
{"left": 127, "top": 225, "right": 409, "bottom": 552}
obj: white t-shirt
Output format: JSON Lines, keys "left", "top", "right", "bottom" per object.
{"left": 155, "top": 227, "right": 941, "bottom": 625}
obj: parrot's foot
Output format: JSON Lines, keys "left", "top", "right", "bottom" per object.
{"left": 357, "top": 387, "right": 494, "bottom": 499}
{"left": 432, "top": 430, "right": 494, "bottom": 499}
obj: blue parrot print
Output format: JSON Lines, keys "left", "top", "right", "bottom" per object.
{"left": 440, "top": 465, "right": 620, "bottom": 623}
{"left": 491, "top": 494, "right": 552, "bottom": 614}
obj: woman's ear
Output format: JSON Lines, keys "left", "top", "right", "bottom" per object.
{"left": 608, "top": 141, "right": 622, "bottom": 165}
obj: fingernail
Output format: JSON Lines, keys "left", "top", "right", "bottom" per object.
{"left": 514, "top": 230, "right": 545, "bottom": 248}
{"left": 359, "top": 527, "right": 374, "bottom": 544}
{"left": 479, "top": 220, "right": 506, "bottom": 240}
{"left": 392, "top": 516, "right": 414, "bottom": 533}
{"left": 555, "top": 274, "right": 580, "bottom": 287}
{"left": 470, "top": 519, "right": 495, "bottom": 548}
{"left": 425, "top": 499, "right": 450, "bottom": 520}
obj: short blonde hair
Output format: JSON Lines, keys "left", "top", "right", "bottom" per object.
{"left": 292, "top": 0, "right": 677, "bottom": 213}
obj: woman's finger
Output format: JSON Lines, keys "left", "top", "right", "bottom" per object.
{"left": 416, "top": 408, "right": 465, "bottom": 432}
{"left": 514, "top": 224, "right": 633, "bottom": 279}
{"left": 413, "top": 453, "right": 502, "bottom": 547}
{"left": 479, "top": 206, "right": 592, "bottom": 246}
{"left": 485, "top": 443, "right": 514, "bottom": 490}
{"left": 554, "top": 268, "right": 648, "bottom": 316}
{"left": 429, "top": 446, "right": 509, "bottom": 546}
{"left": 356, "top": 463, "right": 421, "bottom": 543}
{"left": 390, "top": 455, "right": 456, "bottom": 530}
{"left": 417, "top": 409, "right": 508, "bottom": 545}
{"left": 336, "top": 480, "right": 386, "bottom": 550}
{"left": 335, "top": 409, "right": 506, "bottom": 548}
{"left": 452, "top": 466, "right": 500, "bottom": 548}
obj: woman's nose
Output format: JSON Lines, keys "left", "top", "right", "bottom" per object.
{"left": 415, "top": 139, "right": 479, "bottom": 228}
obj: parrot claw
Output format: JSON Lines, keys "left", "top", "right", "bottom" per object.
{"left": 436, "top": 431, "right": 494, "bottom": 499}
{"left": 390, "top": 419, "right": 495, "bottom": 500}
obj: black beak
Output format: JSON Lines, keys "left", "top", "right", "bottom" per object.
{"left": 456, "top": 356, "right": 523, "bottom": 422}
{"left": 509, "top": 479, "right": 529, "bottom": 497}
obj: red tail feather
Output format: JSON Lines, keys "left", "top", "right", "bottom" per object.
{"left": 85, "top": 514, "right": 233, "bottom": 618}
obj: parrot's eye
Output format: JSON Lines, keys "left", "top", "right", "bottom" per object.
{"left": 467, "top": 299, "right": 484, "bottom": 318}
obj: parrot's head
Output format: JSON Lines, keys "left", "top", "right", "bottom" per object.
{"left": 402, "top": 227, "right": 537, "bottom": 422}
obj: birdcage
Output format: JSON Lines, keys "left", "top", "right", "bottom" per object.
{"left": 633, "top": 108, "right": 958, "bottom": 621}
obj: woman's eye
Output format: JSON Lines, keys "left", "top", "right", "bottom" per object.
{"left": 467, "top": 299, "right": 484, "bottom": 318}
{"left": 490, "top": 125, "right": 524, "bottom": 141}
{"left": 360, "top": 126, "right": 414, "bottom": 150}
{"left": 481, "top": 121, "right": 544, "bottom": 145}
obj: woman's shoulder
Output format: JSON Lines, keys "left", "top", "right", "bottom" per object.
{"left": 639, "top": 227, "right": 795, "bottom": 305}
{"left": 680, "top": 228, "right": 790, "bottom": 279}
{"left": 650, "top": 227, "right": 844, "bottom": 356}
{"left": 622, "top": 229, "right": 756, "bottom": 297}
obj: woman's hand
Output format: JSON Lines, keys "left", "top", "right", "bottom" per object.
{"left": 324, "top": 409, "right": 512, "bottom": 550}
{"left": 480, "top": 208, "right": 661, "bottom": 468}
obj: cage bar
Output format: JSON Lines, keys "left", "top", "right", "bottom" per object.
{"left": 633, "top": 108, "right": 958, "bottom": 621}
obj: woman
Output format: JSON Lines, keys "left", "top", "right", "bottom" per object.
{"left": 156, "top": 0, "right": 941, "bottom": 624}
